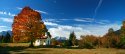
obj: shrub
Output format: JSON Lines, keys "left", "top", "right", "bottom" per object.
{"left": 79, "top": 42, "right": 94, "bottom": 49}
{"left": 78, "top": 35, "right": 97, "bottom": 49}
{"left": 117, "top": 36, "right": 125, "bottom": 48}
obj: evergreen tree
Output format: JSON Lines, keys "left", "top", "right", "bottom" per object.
{"left": 69, "top": 31, "right": 76, "bottom": 46}
{"left": 3, "top": 32, "right": 11, "bottom": 43}
{"left": 120, "top": 21, "right": 125, "bottom": 36}
{"left": 47, "top": 32, "right": 51, "bottom": 37}
{"left": 108, "top": 28, "right": 114, "bottom": 33}
{"left": 1, "top": 35, "right": 5, "bottom": 43}
{"left": 118, "top": 21, "right": 125, "bottom": 48}
{"left": 0, "top": 35, "right": 3, "bottom": 43}
{"left": 5, "top": 32, "right": 11, "bottom": 43}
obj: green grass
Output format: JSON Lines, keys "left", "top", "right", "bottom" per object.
{"left": 0, "top": 43, "right": 125, "bottom": 54}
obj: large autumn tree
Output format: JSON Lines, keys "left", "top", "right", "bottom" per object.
{"left": 101, "top": 28, "right": 120, "bottom": 48}
{"left": 12, "top": 7, "right": 47, "bottom": 46}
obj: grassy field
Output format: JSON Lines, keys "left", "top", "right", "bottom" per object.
{"left": 0, "top": 43, "right": 125, "bottom": 54}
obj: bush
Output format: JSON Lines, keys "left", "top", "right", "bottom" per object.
{"left": 79, "top": 42, "right": 94, "bottom": 49}
{"left": 51, "top": 38, "right": 58, "bottom": 46}
{"left": 117, "top": 36, "right": 125, "bottom": 48}
{"left": 63, "top": 40, "right": 70, "bottom": 47}
{"left": 78, "top": 35, "right": 97, "bottom": 49}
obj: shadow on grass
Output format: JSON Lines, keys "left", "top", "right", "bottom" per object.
{"left": 35, "top": 45, "right": 94, "bottom": 49}
{"left": 0, "top": 45, "right": 95, "bottom": 53}
{"left": 0, "top": 46, "right": 56, "bottom": 54}
{"left": 0, "top": 46, "right": 28, "bottom": 54}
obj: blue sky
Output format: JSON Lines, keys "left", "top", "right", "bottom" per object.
{"left": 0, "top": 0, "right": 124, "bottom": 38}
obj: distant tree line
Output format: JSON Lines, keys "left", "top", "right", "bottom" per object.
{"left": 0, "top": 32, "right": 11, "bottom": 43}
{"left": 51, "top": 31, "right": 79, "bottom": 48}
{"left": 51, "top": 21, "right": 125, "bottom": 49}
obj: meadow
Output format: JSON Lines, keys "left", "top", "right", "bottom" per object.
{"left": 0, "top": 43, "right": 125, "bottom": 54}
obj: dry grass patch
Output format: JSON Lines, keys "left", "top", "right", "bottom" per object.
{"left": 0, "top": 43, "right": 125, "bottom": 54}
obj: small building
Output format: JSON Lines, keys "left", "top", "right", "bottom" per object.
{"left": 34, "top": 38, "right": 41, "bottom": 46}
{"left": 33, "top": 32, "right": 51, "bottom": 46}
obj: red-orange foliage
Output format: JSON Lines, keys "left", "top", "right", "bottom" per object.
{"left": 12, "top": 6, "right": 47, "bottom": 42}
{"left": 78, "top": 21, "right": 125, "bottom": 48}
{"left": 79, "top": 32, "right": 120, "bottom": 48}
{"left": 99, "top": 28, "right": 120, "bottom": 48}
{"left": 79, "top": 35, "right": 99, "bottom": 48}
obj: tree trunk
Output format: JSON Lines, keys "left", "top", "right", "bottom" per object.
{"left": 29, "top": 39, "right": 34, "bottom": 47}
{"left": 29, "top": 32, "right": 34, "bottom": 47}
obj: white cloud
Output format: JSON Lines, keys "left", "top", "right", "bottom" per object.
{"left": 60, "top": 19, "right": 71, "bottom": 21}
{"left": 42, "top": 19, "right": 120, "bottom": 39}
{"left": 77, "top": 23, "right": 121, "bottom": 36}
{"left": 43, "top": 18, "right": 60, "bottom": 22}
{"left": 93, "top": 0, "right": 103, "bottom": 18}
{"left": 95, "top": 20, "right": 110, "bottom": 24}
{"left": 0, "top": 11, "right": 15, "bottom": 16}
{"left": 8, "top": 12, "right": 15, "bottom": 16}
{"left": 0, "top": 18, "right": 13, "bottom": 22}
{"left": 96, "top": 21, "right": 106, "bottom": 24}
{"left": 48, "top": 25, "right": 92, "bottom": 39}
{"left": 59, "top": 18, "right": 94, "bottom": 22}
{"left": 0, "top": 26, "right": 7, "bottom": 28}
{"left": 74, "top": 18, "right": 94, "bottom": 22}
{"left": 44, "top": 18, "right": 110, "bottom": 24}
{"left": 44, "top": 19, "right": 56, "bottom": 22}
{"left": 16, "top": 7, "right": 22, "bottom": 10}
{"left": 35, "top": 10, "right": 48, "bottom": 14}
{"left": 0, "top": 26, "right": 11, "bottom": 32}
{"left": 47, "top": 21, "right": 121, "bottom": 39}
{"left": 74, "top": 18, "right": 111, "bottom": 25}
{"left": 44, "top": 21, "right": 58, "bottom": 26}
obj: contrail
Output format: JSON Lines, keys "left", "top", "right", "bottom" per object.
{"left": 93, "top": 0, "right": 103, "bottom": 19}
